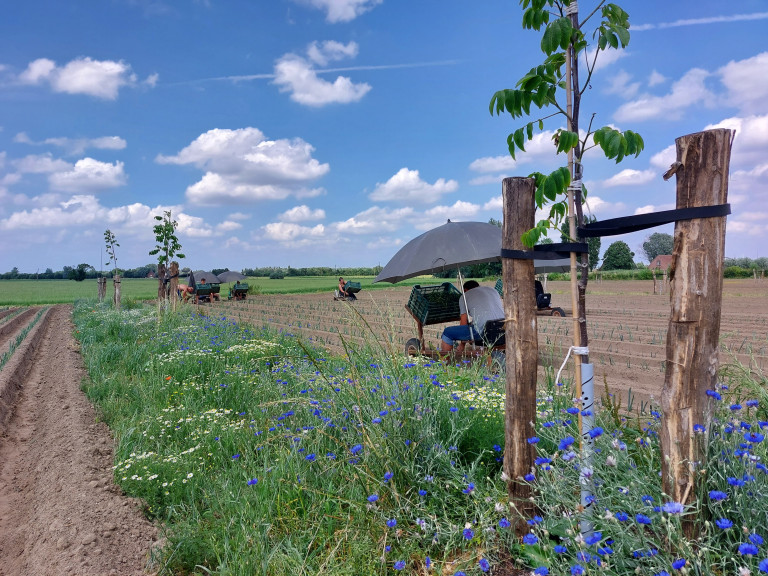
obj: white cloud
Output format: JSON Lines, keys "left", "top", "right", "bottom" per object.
{"left": 369, "top": 167, "right": 458, "bottom": 204}
{"left": 648, "top": 70, "right": 666, "bottom": 87}
{"left": 583, "top": 47, "right": 627, "bottom": 72}
{"left": 706, "top": 114, "right": 768, "bottom": 167}
{"left": 634, "top": 12, "right": 768, "bottom": 31}
{"left": 227, "top": 212, "right": 251, "bottom": 221}
{"left": 17, "top": 57, "right": 152, "bottom": 100}
{"left": 469, "top": 174, "right": 506, "bottom": 186}
{"left": 263, "top": 221, "right": 325, "bottom": 242}
{"left": 649, "top": 144, "right": 676, "bottom": 170}
{"left": 49, "top": 158, "right": 127, "bottom": 192}
{"left": 217, "top": 220, "right": 243, "bottom": 232}
{"left": 294, "top": 0, "right": 382, "bottom": 23}
{"left": 634, "top": 203, "right": 675, "bottom": 215}
{"left": 469, "top": 155, "right": 517, "bottom": 174}
{"left": 279, "top": 204, "right": 326, "bottom": 222}
{"left": 13, "top": 154, "right": 71, "bottom": 174}
{"left": 603, "top": 168, "right": 656, "bottom": 188}
{"left": 307, "top": 40, "right": 359, "bottom": 66}
{"left": 14, "top": 132, "right": 127, "bottom": 155}
{"left": 157, "top": 127, "right": 329, "bottom": 205}
{"left": 334, "top": 205, "right": 415, "bottom": 234}
{"left": 605, "top": 70, "right": 640, "bottom": 99}
{"left": 614, "top": 69, "right": 714, "bottom": 122}
{"left": 274, "top": 49, "right": 371, "bottom": 107}
{"left": 419, "top": 201, "right": 480, "bottom": 229}
{"left": 718, "top": 52, "right": 768, "bottom": 115}
{"left": 482, "top": 196, "right": 502, "bottom": 211}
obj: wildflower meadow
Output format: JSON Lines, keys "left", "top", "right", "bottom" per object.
{"left": 73, "top": 300, "right": 768, "bottom": 575}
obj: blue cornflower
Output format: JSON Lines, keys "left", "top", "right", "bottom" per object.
{"left": 740, "top": 543, "right": 760, "bottom": 556}
{"left": 425, "top": 556, "right": 431, "bottom": 569}
{"left": 588, "top": 427, "right": 604, "bottom": 439}
{"left": 554, "top": 545, "right": 567, "bottom": 554}
{"left": 706, "top": 389, "right": 722, "bottom": 400}
{"left": 641, "top": 495, "right": 654, "bottom": 504}
{"left": 585, "top": 531, "right": 602, "bottom": 545}
{"left": 326, "top": 452, "right": 336, "bottom": 459}
{"left": 615, "top": 511, "right": 629, "bottom": 522}
{"left": 463, "top": 528, "right": 474, "bottom": 540}
{"left": 662, "top": 501, "right": 684, "bottom": 514}
{"left": 463, "top": 482, "right": 475, "bottom": 494}
{"left": 523, "top": 533, "right": 539, "bottom": 545}
{"left": 524, "top": 473, "right": 536, "bottom": 482}
{"left": 449, "top": 406, "right": 458, "bottom": 413}
{"left": 571, "top": 564, "right": 585, "bottom": 575}
{"left": 559, "top": 436, "right": 576, "bottom": 450}
{"left": 746, "top": 432, "right": 765, "bottom": 443}
{"left": 731, "top": 403, "right": 743, "bottom": 411}
{"left": 419, "top": 489, "right": 427, "bottom": 497}
{"left": 636, "top": 514, "right": 652, "bottom": 525}
{"left": 759, "top": 558, "right": 768, "bottom": 572}
{"left": 384, "top": 471, "right": 393, "bottom": 481}
{"left": 379, "top": 410, "right": 388, "bottom": 416}
{"left": 528, "top": 436, "right": 540, "bottom": 444}
{"left": 750, "top": 533, "right": 765, "bottom": 546}
{"left": 479, "top": 558, "right": 490, "bottom": 572}
{"left": 394, "top": 560, "right": 405, "bottom": 570}
{"left": 672, "top": 558, "right": 686, "bottom": 569}
{"left": 528, "top": 515, "right": 544, "bottom": 526}
{"left": 534, "top": 568, "right": 549, "bottom": 575}
{"left": 693, "top": 424, "right": 706, "bottom": 433}
{"left": 709, "top": 490, "right": 728, "bottom": 501}
{"left": 367, "top": 494, "right": 379, "bottom": 502}
{"left": 372, "top": 417, "right": 382, "bottom": 424}
{"left": 746, "top": 399, "right": 760, "bottom": 408}
{"left": 350, "top": 444, "right": 363, "bottom": 454}
{"left": 498, "top": 518, "right": 511, "bottom": 529}
{"left": 247, "top": 478, "right": 258, "bottom": 485}
{"left": 455, "top": 572, "right": 466, "bottom": 576}
{"left": 386, "top": 518, "right": 397, "bottom": 528}
{"left": 566, "top": 407, "right": 580, "bottom": 415}
{"left": 232, "top": 453, "right": 241, "bottom": 459}
{"left": 305, "top": 453, "right": 316, "bottom": 462}
{"left": 716, "top": 518, "right": 733, "bottom": 529}
{"left": 535, "top": 457, "right": 552, "bottom": 465}
{"left": 655, "top": 572, "right": 670, "bottom": 576}
{"left": 728, "top": 477, "right": 745, "bottom": 487}
{"left": 597, "top": 546, "right": 613, "bottom": 555}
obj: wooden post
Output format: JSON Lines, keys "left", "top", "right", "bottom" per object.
{"left": 501, "top": 177, "right": 538, "bottom": 532}
{"left": 653, "top": 268, "right": 657, "bottom": 295}
{"left": 661, "top": 129, "right": 732, "bottom": 512}
{"left": 157, "top": 264, "right": 167, "bottom": 301}
{"left": 169, "top": 261, "right": 179, "bottom": 311}
{"left": 113, "top": 275, "right": 121, "bottom": 310}
{"left": 97, "top": 277, "right": 106, "bottom": 302}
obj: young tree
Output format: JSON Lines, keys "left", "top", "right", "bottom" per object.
{"left": 490, "top": 0, "right": 642, "bottom": 345}
{"left": 641, "top": 232, "right": 674, "bottom": 262}
{"left": 601, "top": 240, "right": 634, "bottom": 270}
{"left": 104, "top": 229, "right": 119, "bottom": 277}
{"left": 149, "top": 210, "right": 185, "bottom": 267}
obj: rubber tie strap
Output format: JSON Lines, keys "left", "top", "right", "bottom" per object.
{"left": 501, "top": 242, "right": 588, "bottom": 260}
{"left": 556, "top": 345, "right": 590, "bottom": 387}
{"left": 578, "top": 204, "right": 730, "bottom": 238}
{"left": 565, "top": 1, "right": 578, "bottom": 16}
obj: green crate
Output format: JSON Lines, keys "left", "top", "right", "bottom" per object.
{"left": 344, "top": 281, "right": 361, "bottom": 294}
{"left": 406, "top": 283, "right": 462, "bottom": 325}
{"left": 494, "top": 278, "right": 503, "bottom": 297}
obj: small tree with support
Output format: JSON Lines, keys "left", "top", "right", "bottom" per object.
{"left": 104, "top": 229, "right": 120, "bottom": 308}
{"left": 491, "top": 0, "right": 642, "bottom": 535}
{"left": 149, "top": 210, "right": 185, "bottom": 311}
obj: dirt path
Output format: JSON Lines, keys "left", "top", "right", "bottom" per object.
{"left": 0, "top": 305, "right": 158, "bottom": 576}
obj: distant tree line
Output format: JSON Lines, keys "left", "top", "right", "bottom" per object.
{"left": 0, "top": 263, "right": 161, "bottom": 280}
{"left": 240, "top": 266, "right": 384, "bottom": 278}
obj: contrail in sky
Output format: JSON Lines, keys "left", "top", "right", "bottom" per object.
{"left": 634, "top": 11, "right": 768, "bottom": 31}
{"left": 178, "top": 60, "right": 462, "bottom": 85}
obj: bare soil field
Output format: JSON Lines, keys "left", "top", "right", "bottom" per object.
{"left": 210, "top": 278, "right": 768, "bottom": 407}
{"left": 0, "top": 305, "right": 158, "bottom": 576}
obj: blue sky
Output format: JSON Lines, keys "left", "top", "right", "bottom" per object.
{"left": 1, "top": 0, "right": 766, "bottom": 273}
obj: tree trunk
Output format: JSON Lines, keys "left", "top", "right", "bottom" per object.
{"left": 157, "top": 264, "right": 167, "bottom": 301}
{"left": 501, "top": 177, "right": 538, "bottom": 533}
{"left": 169, "top": 261, "right": 179, "bottom": 312}
{"left": 661, "top": 129, "right": 732, "bottom": 514}
{"left": 97, "top": 277, "right": 106, "bottom": 302}
{"left": 113, "top": 275, "right": 121, "bottom": 310}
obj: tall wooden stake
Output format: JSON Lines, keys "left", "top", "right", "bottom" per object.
{"left": 661, "top": 129, "right": 733, "bottom": 511}
{"left": 502, "top": 177, "right": 539, "bottom": 532}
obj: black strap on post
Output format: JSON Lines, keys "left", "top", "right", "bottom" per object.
{"left": 501, "top": 242, "right": 588, "bottom": 260}
{"left": 578, "top": 204, "right": 731, "bottom": 238}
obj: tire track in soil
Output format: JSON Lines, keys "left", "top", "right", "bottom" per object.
{"left": 0, "top": 305, "right": 159, "bottom": 576}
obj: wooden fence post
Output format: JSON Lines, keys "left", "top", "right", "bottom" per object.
{"left": 501, "top": 177, "right": 538, "bottom": 532}
{"left": 169, "top": 261, "right": 179, "bottom": 311}
{"left": 113, "top": 275, "right": 121, "bottom": 310}
{"left": 661, "top": 129, "right": 733, "bottom": 511}
{"left": 97, "top": 277, "right": 106, "bottom": 302}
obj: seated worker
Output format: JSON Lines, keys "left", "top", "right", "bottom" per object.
{"left": 337, "top": 277, "right": 349, "bottom": 298}
{"left": 196, "top": 278, "right": 208, "bottom": 304}
{"left": 232, "top": 280, "right": 247, "bottom": 300}
{"left": 440, "top": 280, "right": 504, "bottom": 354}
{"left": 177, "top": 283, "right": 194, "bottom": 303}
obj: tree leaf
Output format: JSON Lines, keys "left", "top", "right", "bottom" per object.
{"left": 513, "top": 127, "right": 526, "bottom": 152}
